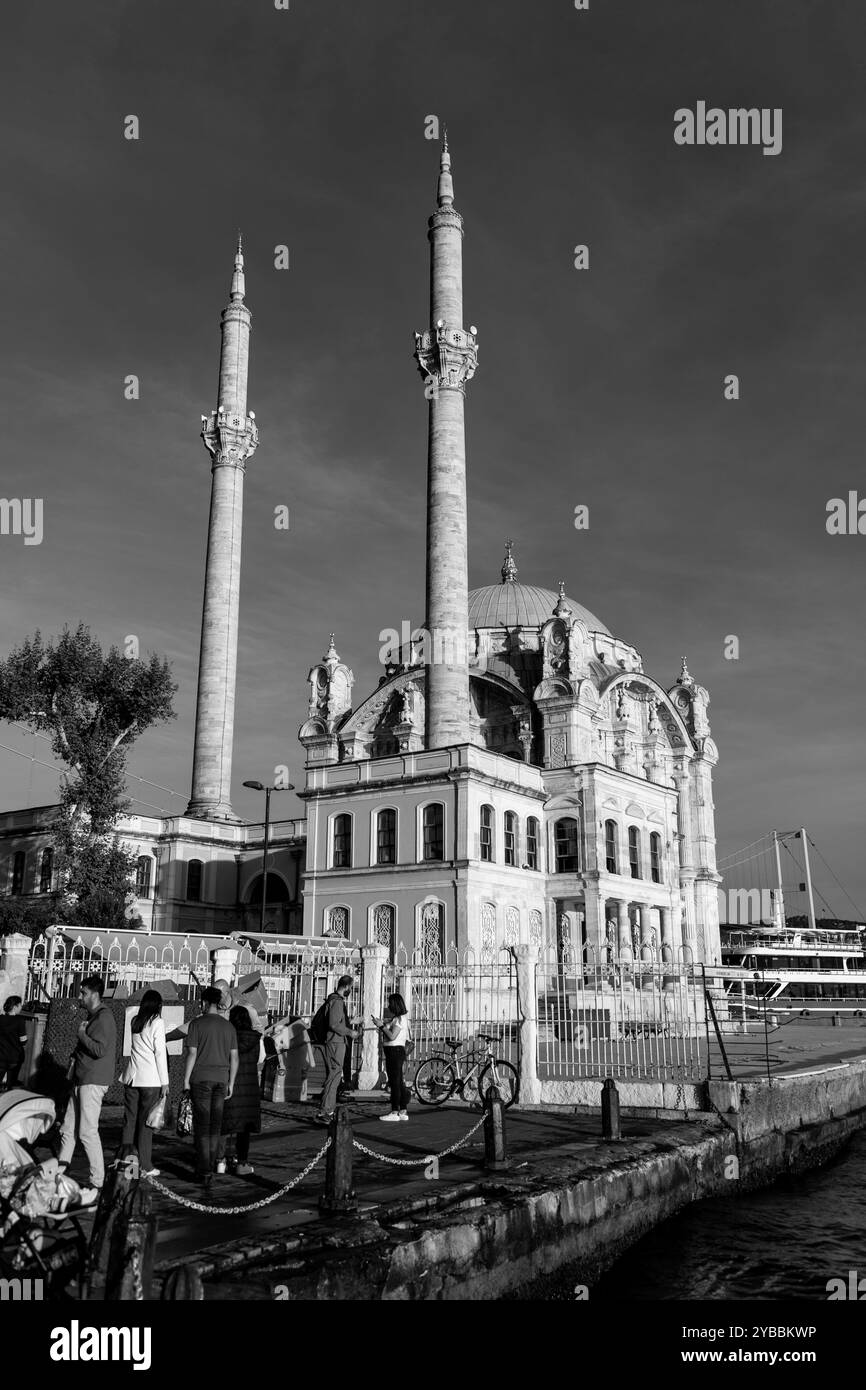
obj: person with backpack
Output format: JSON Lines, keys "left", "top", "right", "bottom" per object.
{"left": 216, "top": 1005, "right": 261, "bottom": 1174}
{"left": 371, "top": 993, "right": 412, "bottom": 1121}
{"left": 311, "top": 975, "right": 359, "bottom": 1123}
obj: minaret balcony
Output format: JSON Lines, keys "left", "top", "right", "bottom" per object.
{"left": 414, "top": 323, "right": 478, "bottom": 391}
{"left": 200, "top": 409, "right": 259, "bottom": 467}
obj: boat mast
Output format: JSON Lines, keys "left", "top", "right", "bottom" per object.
{"left": 772, "top": 829, "right": 786, "bottom": 929}
{"left": 800, "top": 826, "right": 817, "bottom": 931}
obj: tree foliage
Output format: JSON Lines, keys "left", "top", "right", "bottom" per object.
{"left": 0, "top": 624, "right": 177, "bottom": 931}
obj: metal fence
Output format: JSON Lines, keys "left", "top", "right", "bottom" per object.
{"left": 537, "top": 945, "right": 706, "bottom": 1082}
{"left": 27, "top": 932, "right": 213, "bottom": 1002}
{"left": 383, "top": 946, "right": 521, "bottom": 1070}
{"left": 233, "top": 937, "right": 362, "bottom": 1021}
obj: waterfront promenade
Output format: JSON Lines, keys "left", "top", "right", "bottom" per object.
{"left": 49, "top": 1017, "right": 866, "bottom": 1299}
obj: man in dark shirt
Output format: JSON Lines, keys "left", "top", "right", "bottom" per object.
{"left": 183, "top": 986, "right": 238, "bottom": 1191}
{"left": 315, "top": 976, "right": 359, "bottom": 1122}
{"left": 58, "top": 975, "right": 117, "bottom": 1196}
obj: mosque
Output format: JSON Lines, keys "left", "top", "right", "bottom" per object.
{"left": 0, "top": 141, "right": 722, "bottom": 968}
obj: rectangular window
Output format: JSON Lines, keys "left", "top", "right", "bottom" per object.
{"left": 526, "top": 819, "right": 539, "bottom": 871}
{"left": 187, "top": 860, "right": 203, "bottom": 902}
{"left": 11, "top": 852, "right": 25, "bottom": 896}
{"left": 650, "top": 833, "right": 661, "bottom": 884}
{"left": 39, "top": 849, "right": 53, "bottom": 894}
{"left": 628, "top": 828, "right": 641, "bottom": 880}
{"left": 554, "top": 818, "right": 580, "bottom": 874}
{"left": 333, "top": 815, "right": 352, "bottom": 868}
{"left": 422, "top": 805, "right": 444, "bottom": 862}
{"left": 480, "top": 806, "right": 494, "bottom": 863}
{"left": 605, "top": 821, "right": 618, "bottom": 875}
{"left": 504, "top": 813, "right": 517, "bottom": 867}
{"left": 376, "top": 810, "right": 396, "bottom": 865}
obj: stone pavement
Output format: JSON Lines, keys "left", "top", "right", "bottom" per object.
{"left": 53, "top": 1092, "right": 707, "bottom": 1281}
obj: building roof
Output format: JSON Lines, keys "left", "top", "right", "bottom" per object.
{"left": 467, "top": 582, "right": 610, "bottom": 635}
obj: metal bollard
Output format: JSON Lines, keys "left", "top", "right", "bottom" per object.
{"left": 601, "top": 1077, "right": 621, "bottom": 1141}
{"left": 483, "top": 1088, "right": 510, "bottom": 1171}
{"left": 832, "top": 1012, "right": 839, "bottom": 1028}
{"left": 319, "top": 1105, "right": 357, "bottom": 1214}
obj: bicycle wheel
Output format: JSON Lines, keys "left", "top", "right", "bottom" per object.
{"left": 413, "top": 1056, "right": 456, "bottom": 1106}
{"left": 478, "top": 1059, "right": 519, "bottom": 1109}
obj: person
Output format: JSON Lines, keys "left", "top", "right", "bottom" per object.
{"left": 315, "top": 975, "right": 359, "bottom": 1123}
{"left": 0, "top": 996, "right": 27, "bottom": 1090}
{"left": 337, "top": 997, "right": 359, "bottom": 1101}
{"left": 120, "top": 989, "right": 168, "bottom": 1178}
{"left": 217, "top": 1005, "right": 261, "bottom": 1174}
{"left": 58, "top": 975, "right": 117, "bottom": 1198}
{"left": 182, "top": 985, "right": 238, "bottom": 1194}
{"left": 372, "top": 993, "right": 411, "bottom": 1122}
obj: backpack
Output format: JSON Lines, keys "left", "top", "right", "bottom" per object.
{"left": 308, "top": 994, "right": 336, "bottom": 1046}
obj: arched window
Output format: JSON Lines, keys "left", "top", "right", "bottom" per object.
{"left": 39, "top": 847, "right": 54, "bottom": 894}
{"left": 480, "top": 804, "right": 494, "bottom": 862}
{"left": 628, "top": 827, "right": 642, "bottom": 879}
{"left": 326, "top": 905, "right": 349, "bottom": 937}
{"left": 11, "top": 851, "right": 25, "bottom": 896}
{"left": 186, "top": 859, "right": 203, "bottom": 902}
{"left": 420, "top": 901, "right": 445, "bottom": 965}
{"left": 650, "top": 832, "right": 662, "bottom": 883}
{"left": 504, "top": 811, "right": 518, "bottom": 867}
{"left": 422, "top": 803, "right": 444, "bottom": 862}
{"left": 604, "top": 820, "right": 618, "bottom": 874}
{"left": 481, "top": 902, "right": 497, "bottom": 962}
{"left": 526, "top": 817, "right": 540, "bottom": 871}
{"left": 554, "top": 817, "right": 579, "bottom": 873}
{"left": 332, "top": 814, "right": 352, "bottom": 868}
{"left": 376, "top": 809, "right": 396, "bottom": 865}
{"left": 135, "top": 855, "right": 152, "bottom": 898}
{"left": 373, "top": 904, "right": 396, "bottom": 959}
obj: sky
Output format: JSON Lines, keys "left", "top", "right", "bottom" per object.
{"left": 1, "top": 0, "right": 864, "bottom": 916}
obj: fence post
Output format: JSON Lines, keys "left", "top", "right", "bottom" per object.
{"left": 514, "top": 944, "right": 541, "bottom": 1104}
{"left": 358, "top": 943, "right": 387, "bottom": 1090}
{"left": 484, "top": 1091, "right": 510, "bottom": 1170}
{"left": 601, "top": 1077, "right": 621, "bottom": 1140}
{"left": 212, "top": 944, "right": 240, "bottom": 990}
{"left": 0, "top": 932, "right": 32, "bottom": 1008}
{"left": 319, "top": 1107, "right": 357, "bottom": 1213}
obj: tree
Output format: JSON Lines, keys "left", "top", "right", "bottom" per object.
{"left": 0, "top": 624, "right": 176, "bottom": 930}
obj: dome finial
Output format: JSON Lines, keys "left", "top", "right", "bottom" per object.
{"left": 437, "top": 128, "right": 454, "bottom": 209}
{"left": 679, "top": 655, "right": 694, "bottom": 688}
{"left": 501, "top": 539, "right": 517, "bottom": 584}
{"left": 554, "top": 580, "right": 572, "bottom": 618}
{"left": 325, "top": 633, "right": 340, "bottom": 666}
{"left": 230, "top": 231, "right": 245, "bottom": 303}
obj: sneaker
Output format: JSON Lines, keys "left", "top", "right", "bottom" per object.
{"left": 140, "top": 1168, "right": 160, "bottom": 1179}
{"left": 398, "top": 1111, "right": 409, "bottom": 1121}
{"left": 235, "top": 1163, "right": 254, "bottom": 1175}
{"left": 77, "top": 1187, "right": 100, "bottom": 1208}
{"left": 314, "top": 1111, "right": 334, "bottom": 1124}
{"left": 379, "top": 1112, "right": 402, "bottom": 1122}
{"left": 215, "top": 1159, "right": 227, "bottom": 1174}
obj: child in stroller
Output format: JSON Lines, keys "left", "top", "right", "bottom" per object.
{"left": 0, "top": 1088, "right": 94, "bottom": 1297}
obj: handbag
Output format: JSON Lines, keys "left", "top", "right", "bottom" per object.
{"left": 175, "top": 1094, "right": 193, "bottom": 1137}
{"left": 146, "top": 1095, "right": 169, "bottom": 1131}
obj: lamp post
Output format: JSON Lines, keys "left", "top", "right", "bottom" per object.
{"left": 243, "top": 780, "right": 295, "bottom": 934}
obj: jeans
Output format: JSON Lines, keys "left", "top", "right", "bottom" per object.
{"left": 384, "top": 1046, "right": 410, "bottom": 1112}
{"left": 320, "top": 1038, "right": 345, "bottom": 1115}
{"left": 190, "top": 1079, "right": 227, "bottom": 1178}
{"left": 121, "top": 1085, "right": 162, "bottom": 1170}
{"left": 58, "top": 1083, "right": 109, "bottom": 1187}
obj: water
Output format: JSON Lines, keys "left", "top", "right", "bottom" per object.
{"left": 535, "top": 1129, "right": 866, "bottom": 1301}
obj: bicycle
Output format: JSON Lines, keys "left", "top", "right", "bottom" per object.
{"left": 413, "top": 1033, "right": 519, "bottom": 1109}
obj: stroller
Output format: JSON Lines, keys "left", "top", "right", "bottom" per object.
{"left": 0, "top": 1088, "right": 91, "bottom": 1298}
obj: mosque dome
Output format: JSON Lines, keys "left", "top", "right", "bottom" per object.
{"left": 468, "top": 543, "right": 611, "bottom": 636}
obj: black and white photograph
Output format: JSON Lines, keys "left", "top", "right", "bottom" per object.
{"left": 0, "top": 0, "right": 864, "bottom": 1365}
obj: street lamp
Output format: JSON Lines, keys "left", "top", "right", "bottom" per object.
{"left": 243, "top": 779, "right": 295, "bottom": 934}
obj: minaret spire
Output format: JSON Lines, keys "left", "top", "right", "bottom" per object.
{"left": 187, "top": 239, "right": 260, "bottom": 821}
{"left": 413, "top": 134, "right": 479, "bottom": 750}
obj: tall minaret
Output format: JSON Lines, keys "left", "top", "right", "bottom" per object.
{"left": 414, "top": 134, "right": 478, "bottom": 749}
{"left": 187, "top": 236, "right": 258, "bottom": 820}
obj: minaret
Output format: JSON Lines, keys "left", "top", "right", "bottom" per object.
{"left": 414, "top": 133, "right": 478, "bottom": 749}
{"left": 187, "top": 236, "right": 258, "bottom": 820}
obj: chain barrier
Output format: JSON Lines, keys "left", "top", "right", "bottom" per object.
{"left": 351, "top": 1113, "right": 487, "bottom": 1167}
{"left": 127, "top": 1245, "right": 144, "bottom": 1302}
{"left": 145, "top": 1138, "right": 331, "bottom": 1215}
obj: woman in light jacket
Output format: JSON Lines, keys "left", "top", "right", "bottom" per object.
{"left": 120, "top": 989, "right": 169, "bottom": 1177}
{"left": 372, "top": 992, "right": 411, "bottom": 1122}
